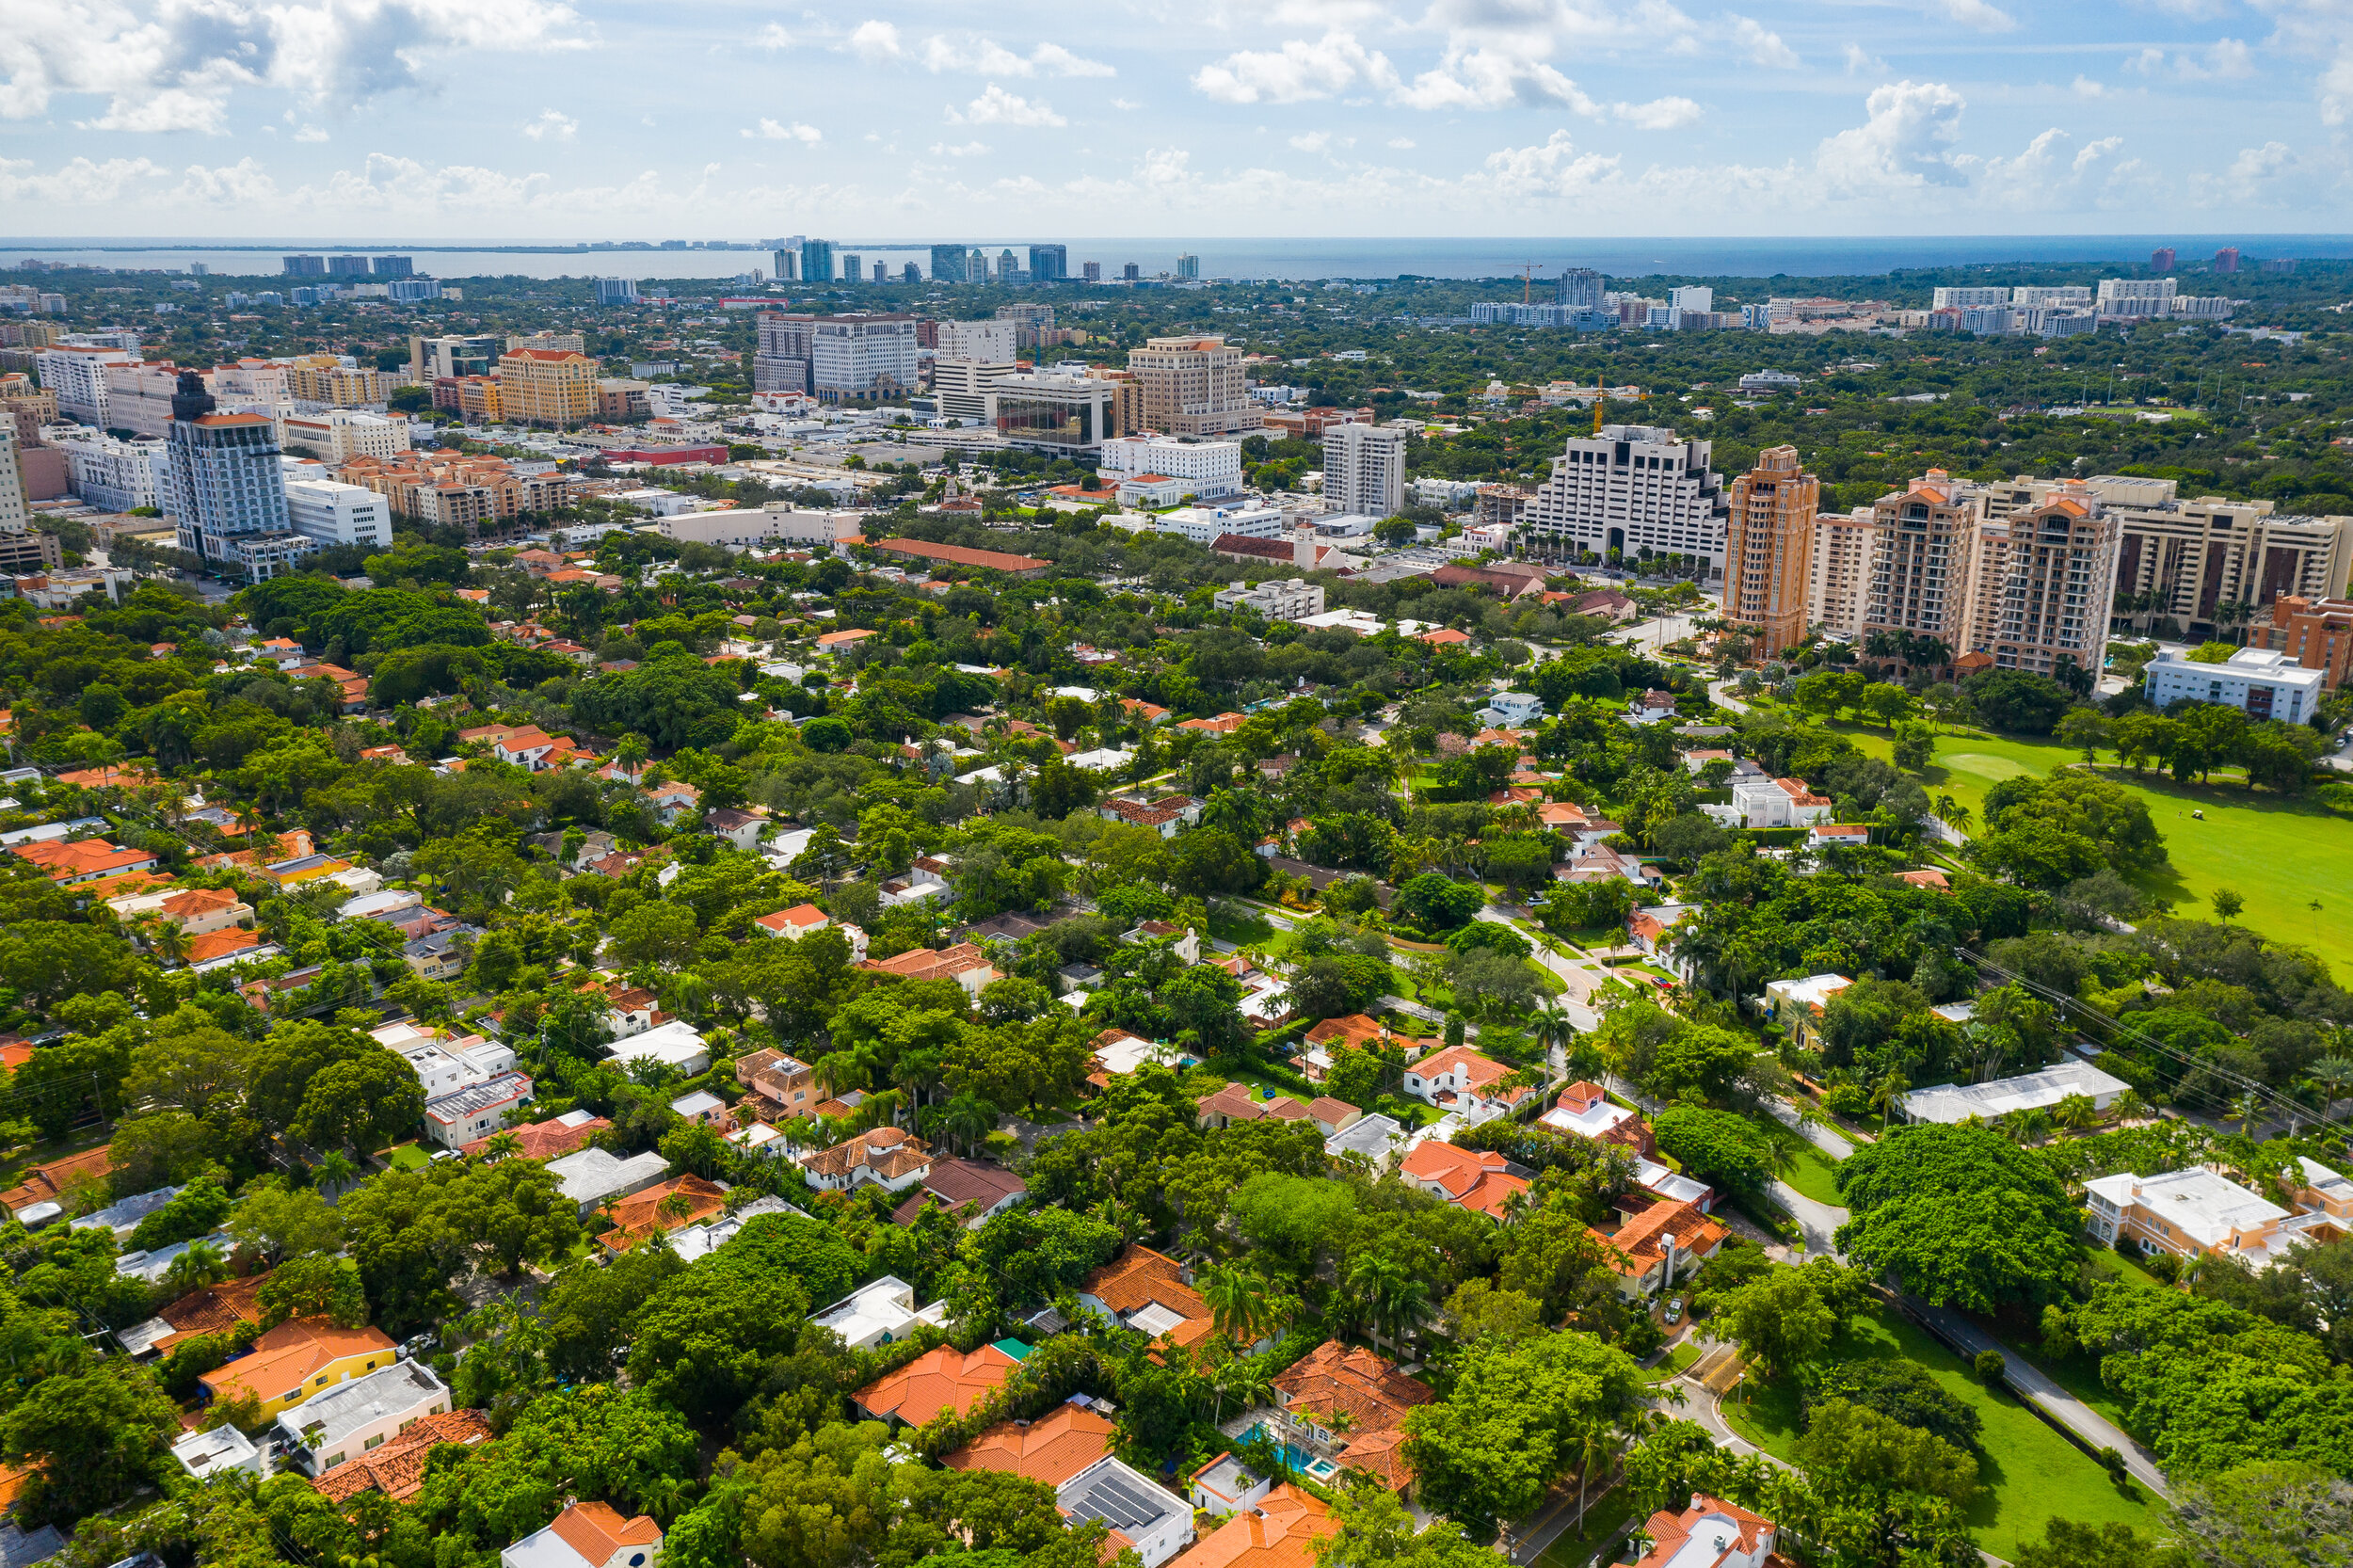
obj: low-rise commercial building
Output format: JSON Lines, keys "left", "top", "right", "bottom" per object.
{"left": 1211, "top": 577, "right": 1324, "bottom": 620}
{"left": 2143, "top": 645, "right": 2326, "bottom": 723}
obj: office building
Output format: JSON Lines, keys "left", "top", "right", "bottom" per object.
{"left": 755, "top": 312, "right": 812, "bottom": 395}
{"left": 496, "top": 349, "right": 599, "bottom": 428}
{"left": 935, "top": 319, "right": 1016, "bottom": 361}
{"left": 986, "top": 372, "right": 1128, "bottom": 455}
{"left": 1669, "top": 284, "right": 1713, "bottom": 315}
{"left": 1721, "top": 445, "right": 1817, "bottom": 656}
{"left": 282, "top": 255, "right": 326, "bottom": 276}
{"left": 1127, "top": 335, "right": 1258, "bottom": 437}
{"left": 0, "top": 425, "right": 30, "bottom": 536}
{"left": 801, "top": 240, "right": 838, "bottom": 285}
{"left": 809, "top": 315, "right": 919, "bottom": 403}
{"left": 1931, "top": 287, "right": 2010, "bottom": 309}
{"left": 933, "top": 358, "right": 1017, "bottom": 425}
{"left": 286, "top": 362, "right": 394, "bottom": 408}
{"left": 1525, "top": 424, "right": 1729, "bottom": 582}
{"left": 46, "top": 425, "right": 165, "bottom": 511}
{"left": 165, "top": 372, "right": 312, "bottom": 582}
{"left": 1030, "top": 245, "right": 1068, "bottom": 282}
{"left": 1098, "top": 434, "right": 1242, "bottom": 498}
{"left": 1980, "top": 473, "right": 2353, "bottom": 639}
{"left": 2254, "top": 596, "right": 2353, "bottom": 689}
{"left": 411, "top": 334, "right": 502, "bottom": 383}
{"left": 1321, "top": 422, "right": 1405, "bottom": 520}
{"left": 2096, "top": 278, "right": 2177, "bottom": 316}
{"left": 36, "top": 343, "right": 133, "bottom": 424}
{"left": 1862, "top": 472, "right": 1979, "bottom": 658}
{"left": 930, "top": 245, "right": 968, "bottom": 283}
{"left": 1806, "top": 508, "right": 1879, "bottom": 639}
{"left": 2215, "top": 248, "right": 2241, "bottom": 274}
{"left": 2152, "top": 248, "right": 2176, "bottom": 274}
{"left": 1083, "top": 261, "right": 1103, "bottom": 282}
{"left": 1176, "top": 254, "right": 1200, "bottom": 280}
{"left": 283, "top": 472, "right": 393, "bottom": 551}
{"left": 101, "top": 360, "right": 184, "bottom": 438}
{"left": 2144, "top": 646, "right": 2322, "bottom": 722}
{"left": 1960, "top": 494, "right": 2120, "bottom": 677}
{"left": 279, "top": 408, "right": 408, "bottom": 464}
{"left": 373, "top": 256, "right": 414, "bottom": 280}
{"left": 595, "top": 278, "right": 639, "bottom": 305}
{"left": 1557, "top": 267, "right": 1604, "bottom": 312}
{"left": 1211, "top": 577, "right": 1324, "bottom": 619}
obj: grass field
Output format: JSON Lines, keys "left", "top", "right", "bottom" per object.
{"left": 1777, "top": 1138, "right": 1849, "bottom": 1208}
{"left": 1718, "top": 1301, "right": 2159, "bottom": 1561}
{"left": 1839, "top": 723, "right": 2353, "bottom": 981}
{"left": 1529, "top": 1488, "right": 1636, "bottom": 1568}
{"left": 1644, "top": 1341, "right": 1704, "bottom": 1384}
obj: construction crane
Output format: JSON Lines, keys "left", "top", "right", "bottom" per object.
{"left": 1589, "top": 381, "right": 1648, "bottom": 435}
{"left": 1518, "top": 263, "right": 1543, "bottom": 306}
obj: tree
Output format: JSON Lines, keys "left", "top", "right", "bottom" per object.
{"left": 294, "top": 1048, "right": 425, "bottom": 1154}
{"left": 1961, "top": 668, "right": 2073, "bottom": 734}
{"left": 0, "top": 1360, "right": 178, "bottom": 1525}
{"left": 1396, "top": 872, "right": 1483, "bottom": 933}
{"left": 627, "top": 1261, "right": 811, "bottom": 1423}
{"left": 2057, "top": 708, "right": 2112, "bottom": 764}
{"left": 1401, "top": 1332, "right": 1645, "bottom": 1533}
{"left": 608, "top": 900, "right": 702, "bottom": 968}
{"left": 2171, "top": 1458, "right": 2353, "bottom": 1565}
{"left": 1715, "top": 1264, "right": 1836, "bottom": 1380}
{"left": 2212, "top": 887, "right": 2246, "bottom": 922}
{"left": 1833, "top": 1125, "right": 2081, "bottom": 1312}
{"left": 1651, "top": 1106, "right": 1775, "bottom": 1192}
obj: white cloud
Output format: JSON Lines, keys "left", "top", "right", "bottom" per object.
{"left": 2125, "top": 40, "right": 2253, "bottom": 79}
{"left": 1725, "top": 14, "right": 1798, "bottom": 68}
{"left": 1475, "top": 129, "right": 1625, "bottom": 199}
{"left": 907, "top": 33, "right": 1114, "bottom": 76}
{"left": 294, "top": 123, "right": 328, "bottom": 140}
{"left": 1193, "top": 31, "right": 1396, "bottom": 104}
{"left": 1111, "top": 97, "right": 1141, "bottom": 109}
{"left": 1816, "top": 78, "right": 1967, "bottom": 195}
{"left": 744, "top": 118, "right": 822, "bottom": 142}
{"left": 2074, "top": 135, "right": 2124, "bottom": 173}
{"left": 929, "top": 139, "right": 990, "bottom": 155}
{"left": 176, "top": 156, "right": 277, "bottom": 202}
{"left": 1614, "top": 94, "right": 1701, "bottom": 128}
{"left": 10, "top": 0, "right": 587, "bottom": 135}
{"left": 1290, "top": 130, "right": 1333, "bottom": 151}
{"left": 1388, "top": 135, "right": 1416, "bottom": 147}
{"left": 2229, "top": 139, "right": 2295, "bottom": 181}
{"left": 1394, "top": 50, "right": 1598, "bottom": 111}
{"left": 1843, "top": 42, "right": 1886, "bottom": 74}
{"left": 1030, "top": 42, "right": 1117, "bottom": 77}
{"left": 1417, "top": 0, "right": 1700, "bottom": 56}
{"left": 1934, "top": 0, "right": 2015, "bottom": 29}
{"left": 848, "top": 20, "right": 903, "bottom": 61}
{"left": 755, "top": 23, "right": 792, "bottom": 48}
{"left": 954, "top": 84, "right": 1065, "bottom": 126}
{"left": 521, "top": 108, "right": 576, "bottom": 141}
{"left": 2073, "top": 74, "right": 2105, "bottom": 96}
{"left": 0, "top": 154, "right": 167, "bottom": 202}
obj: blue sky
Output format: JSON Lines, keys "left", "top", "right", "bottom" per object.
{"left": 0, "top": 0, "right": 2344, "bottom": 236}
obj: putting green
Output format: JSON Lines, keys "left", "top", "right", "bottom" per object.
{"left": 1938, "top": 753, "right": 2036, "bottom": 785}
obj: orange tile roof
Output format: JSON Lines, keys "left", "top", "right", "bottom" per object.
{"left": 860, "top": 942, "right": 995, "bottom": 985}
{"left": 460, "top": 1112, "right": 610, "bottom": 1161}
{"left": 1080, "top": 1247, "right": 1212, "bottom": 1349}
{"left": 1272, "top": 1341, "right": 1432, "bottom": 1444}
{"left": 1305, "top": 1014, "right": 1387, "bottom": 1049}
{"left": 597, "top": 1174, "right": 728, "bottom": 1252}
{"left": 1400, "top": 1139, "right": 1529, "bottom": 1220}
{"left": 309, "top": 1409, "right": 493, "bottom": 1504}
{"left": 183, "top": 927, "right": 264, "bottom": 966}
{"left": 1591, "top": 1196, "right": 1727, "bottom": 1280}
{"left": 872, "top": 537, "right": 1049, "bottom": 573}
{"left": 0, "top": 1144, "right": 116, "bottom": 1211}
{"left": 799, "top": 1126, "right": 931, "bottom": 1182}
{"left": 146, "top": 1270, "right": 272, "bottom": 1355}
{"left": 943, "top": 1405, "right": 1115, "bottom": 1487}
{"left": 548, "top": 1502, "right": 663, "bottom": 1564}
{"left": 1167, "top": 1486, "right": 1336, "bottom": 1568}
{"left": 855, "top": 1342, "right": 1018, "bottom": 1427}
{"left": 198, "top": 1317, "right": 396, "bottom": 1405}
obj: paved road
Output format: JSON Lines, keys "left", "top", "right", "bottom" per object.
{"left": 1706, "top": 679, "right": 1753, "bottom": 713}
{"left": 1766, "top": 1096, "right": 1856, "bottom": 1160}
{"left": 1899, "top": 1294, "right": 2173, "bottom": 1501}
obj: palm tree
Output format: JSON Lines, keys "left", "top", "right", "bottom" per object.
{"left": 2054, "top": 1094, "right": 2099, "bottom": 1132}
{"left": 657, "top": 1191, "right": 697, "bottom": 1228}
{"left": 1198, "top": 1263, "right": 1272, "bottom": 1347}
{"left": 315, "top": 1150, "right": 357, "bottom": 1194}
{"left": 2305, "top": 1056, "right": 2353, "bottom": 1120}
{"left": 1867, "top": 1068, "right": 1911, "bottom": 1125}
{"left": 2112, "top": 1089, "right": 2150, "bottom": 1124}
{"left": 163, "top": 1240, "right": 228, "bottom": 1298}
{"left": 2232, "top": 1092, "right": 2265, "bottom": 1139}
{"left": 938, "top": 1094, "right": 998, "bottom": 1158}
{"left": 480, "top": 1130, "right": 522, "bottom": 1162}
{"left": 1209, "top": 1351, "right": 1274, "bottom": 1424}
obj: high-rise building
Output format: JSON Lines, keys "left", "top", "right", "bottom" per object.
{"left": 1806, "top": 508, "right": 1880, "bottom": 640}
{"left": 1127, "top": 334, "right": 1259, "bottom": 437}
{"left": 901, "top": 263, "right": 920, "bottom": 283}
{"left": 166, "top": 372, "right": 312, "bottom": 582}
{"left": 1931, "top": 287, "right": 2010, "bottom": 309}
{"left": 1862, "top": 472, "right": 1981, "bottom": 662}
{"left": 1122, "top": 263, "right": 1141, "bottom": 281}
{"left": 2096, "top": 279, "right": 2176, "bottom": 315}
{"left": 933, "top": 359, "right": 1016, "bottom": 425}
{"left": 936, "top": 319, "right": 1016, "bottom": 361}
{"left": 373, "top": 256, "right": 415, "bottom": 280}
{"left": 328, "top": 255, "right": 371, "bottom": 277}
{"left": 772, "top": 248, "right": 799, "bottom": 282}
{"left": 1721, "top": 445, "right": 1818, "bottom": 656}
{"left": 968, "top": 248, "right": 990, "bottom": 283}
{"left": 998, "top": 248, "right": 1019, "bottom": 283}
{"left": 1099, "top": 435, "right": 1243, "bottom": 497}
{"left": 1557, "top": 267, "right": 1604, "bottom": 312}
{"left": 2151, "top": 248, "right": 2176, "bottom": 274}
{"left": 2010, "top": 286, "right": 2092, "bottom": 308}
{"left": 496, "top": 349, "right": 599, "bottom": 428}
{"left": 596, "top": 278, "right": 639, "bottom": 305}
{"left": 1960, "top": 492, "right": 2121, "bottom": 678}
{"left": 1525, "top": 424, "right": 1729, "bottom": 582}
{"left": 1321, "top": 422, "right": 1406, "bottom": 519}
{"left": 411, "top": 334, "right": 503, "bottom": 383}
{"left": 387, "top": 279, "right": 440, "bottom": 303}
{"left": 0, "top": 424, "right": 31, "bottom": 536}
{"left": 2255, "top": 596, "right": 2353, "bottom": 689}
{"left": 46, "top": 426, "right": 165, "bottom": 511}
{"left": 1176, "top": 254, "right": 1200, "bottom": 280}
{"left": 930, "top": 245, "right": 968, "bottom": 283}
{"left": 281, "top": 255, "right": 326, "bottom": 276}
{"left": 2215, "top": 248, "right": 2241, "bottom": 274}
{"left": 1083, "top": 262, "right": 1103, "bottom": 283}
{"left": 755, "top": 312, "right": 813, "bottom": 395}
{"left": 1029, "top": 245, "right": 1068, "bottom": 282}
{"left": 841, "top": 254, "right": 863, "bottom": 284}
{"left": 36, "top": 343, "right": 134, "bottom": 425}
{"left": 808, "top": 315, "right": 919, "bottom": 403}
{"left": 872, "top": 262, "right": 888, "bottom": 284}
{"left": 800, "top": 240, "right": 837, "bottom": 284}
{"left": 987, "top": 372, "right": 1129, "bottom": 456}
{"left": 1669, "top": 285, "right": 1713, "bottom": 314}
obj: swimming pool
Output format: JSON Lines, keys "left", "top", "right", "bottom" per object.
{"left": 1238, "top": 1422, "right": 1340, "bottom": 1480}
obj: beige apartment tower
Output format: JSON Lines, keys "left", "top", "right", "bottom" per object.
{"left": 1721, "top": 445, "right": 1818, "bottom": 656}
{"left": 1126, "top": 335, "right": 1261, "bottom": 437}
{"left": 1807, "top": 508, "right": 1880, "bottom": 639}
{"left": 1961, "top": 493, "right": 2121, "bottom": 677}
{"left": 1864, "top": 472, "right": 1980, "bottom": 664}
{"left": 495, "top": 349, "right": 599, "bottom": 429}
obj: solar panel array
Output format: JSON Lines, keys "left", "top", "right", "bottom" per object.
{"left": 1064, "top": 1464, "right": 1179, "bottom": 1534}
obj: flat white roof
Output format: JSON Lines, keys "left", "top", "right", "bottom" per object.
{"left": 1900, "top": 1060, "right": 2130, "bottom": 1124}
{"left": 2085, "top": 1167, "right": 2286, "bottom": 1248}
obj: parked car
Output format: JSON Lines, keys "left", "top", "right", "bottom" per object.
{"left": 1664, "top": 1297, "right": 1684, "bottom": 1324}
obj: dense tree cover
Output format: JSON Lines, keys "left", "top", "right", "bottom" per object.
{"left": 1834, "top": 1126, "right": 2083, "bottom": 1313}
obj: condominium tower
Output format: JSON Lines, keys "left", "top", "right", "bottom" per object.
{"left": 1525, "top": 424, "right": 1729, "bottom": 583}
{"left": 1721, "top": 445, "right": 1818, "bottom": 656}
{"left": 1126, "top": 335, "right": 1260, "bottom": 437}
{"left": 1321, "top": 423, "right": 1406, "bottom": 519}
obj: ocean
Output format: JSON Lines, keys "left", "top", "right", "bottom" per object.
{"left": 6, "top": 234, "right": 2350, "bottom": 282}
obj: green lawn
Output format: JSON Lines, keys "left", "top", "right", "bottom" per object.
{"left": 1644, "top": 1341, "right": 1704, "bottom": 1384}
{"left": 1529, "top": 1486, "right": 1637, "bottom": 1568}
{"left": 1718, "top": 1302, "right": 2158, "bottom": 1561}
{"left": 384, "top": 1143, "right": 431, "bottom": 1171}
{"left": 1843, "top": 724, "right": 2353, "bottom": 982}
{"left": 1775, "top": 1137, "right": 1848, "bottom": 1208}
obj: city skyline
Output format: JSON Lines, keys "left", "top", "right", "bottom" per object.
{"left": 0, "top": 0, "right": 2345, "bottom": 237}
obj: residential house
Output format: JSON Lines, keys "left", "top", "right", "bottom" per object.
{"left": 703, "top": 807, "right": 766, "bottom": 853}
{"left": 1195, "top": 1081, "right": 1284, "bottom": 1130}
{"left": 500, "top": 1501, "right": 663, "bottom": 1568}
{"left": 857, "top": 941, "right": 997, "bottom": 1000}
{"left": 1401, "top": 1046, "right": 1538, "bottom": 1125}
{"left": 1324, "top": 1113, "right": 1409, "bottom": 1170}
{"left": 603, "top": 985, "right": 664, "bottom": 1039}
{"left": 2084, "top": 1161, "right": 2350, "bottom": 1269}
{"left": 1058, "top": 1457, "right": 1195, "bottom": 1568}
{"left": 852, "top": 1342, "right": 1020, "bottom": 1427}
{"left": 461, "top": 1108, "right": 609, "bottom": 1161}
{"left": 1807, "top": 823, "right": 1871, "bottom": 852}
{"left": 8, "top": 837, "right": 160, "bottom": 886}
{"left": 200, "top": 1317, "right": 400, "bottom": 1423}
{"left": 1762, "top": 974, "right": 1852, "bottom": 1053}
{"left": 1588, "top": 1195, "right": 1726, "bottom": 1301}
{"left": 1896, "top": 1060, "right": 2135, "bottom": 1125}
{"left": 810, "top": 1275, "right": 951, "bottom": 1351}
{"left": 1267, "top": 1341, "right": 1433, "bottom": 1494}
{"left": 1540, "top": 1080, "right": 1655, "bottom": 1156}
{"left": 171, "top": 1424, "right": 265, "bottom": 1482}
{"left": 1078, "top": 1247, "right": 1212, "bottom": 1351}
{"left": 605, "top": 1019, "right": 711, "bottom": 1076}
{"left": 424, "top": 1071, "right": 535, "bottom": 1149}
{"left": 1122, "top": 920, "right": 1202, "bottom": 965}
{"left": 645, "top": 781, "right": 701, "bottom": 825}
{"left": 799, "top": 1127, "right": 933, "bottom": 1193}
{"left": 597, "top": 1175, "right": 729, "bottom": 1253}
{"left": 1634, "top": 1494, "right": 1784, "bottom": 1568}
{"left": 311, "top": 1410, "right": 494, "bottom": 1505}
{"left": 1163, "top": 1486, "right": 1335, "bottom": 1568}
{"left": 543, "top": 1146, "right": 669, "bottom": 1215}
{"left": 1399, "top": 1139, "right": 1529, "bottom": 1221}
{"left": 945, "top": 1404, "right": 1116, "bottom": 1488}
{"left": 1189, "top": 1451, "right": 1275, "bottom": 1519}
{"left": 888, "top": 1159, "right": 1029, "bottom": 1228}
{"left": 735, "top": 1047, "right": 820, "bottom": 1121}
{"left": 105, "top": 885, "right": 252, "bottom": 940}
{"left": 1723, "top": 776, "right": 1834, "bottom": 830}
{"left": 278, "top": 1361, "right": 454, "bottom": 1477}
{"left": 877, "top": 862, "right": 950, "bottom": 908}
{"left": 118, "top": 1268, "right": 272, "bottom": 1358}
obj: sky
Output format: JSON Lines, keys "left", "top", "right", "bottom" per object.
{"left": 0, "top": 0, "right": 2347, "bottom": 239}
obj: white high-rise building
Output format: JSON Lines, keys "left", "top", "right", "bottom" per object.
{"left": 163, "top": 372, "right": 312, "bottom": 582}
{"left": 282, "top": 465, "right": 393, "bottom": 550}
{"left": 1931, "top": 287, "right": 2011, "bottom": 309}
{"left": 45, "top": 424, "right": 166, "bottom": 512}
{"left": 0, "top": 425, "right": 29, "bottom": 536}
{"left": 36, "top": 344, "right": 134, "bottom": 425}
{"left": 2096, "top": 279, "right": 2178, "bottom": 316}
{"left": 935, "top": 320, "right": 1016, "bottom": 362}
{"left": 1097, "top": 435, "right": 1243, "bottom": 499}
{"left": 933, "top": 359, "right": 1016, "bottom": 425}
{"left": 2011, "top": 285, "right": 2093, "bottom": 308}
{"left": 1321, "top": 422, "right": 1406, "bottom": 520}
{"left": 1526, "top": 424, "right": 1729, "bottom": 582}
{"left": 808, "top": 316, "right": 919, "bottom": 404}
{"left": 1669, "top": 285, "right": 1714, "bottom": 314}
{"left": 1806, "top": 508, "right": 1880, "bottom": 638}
